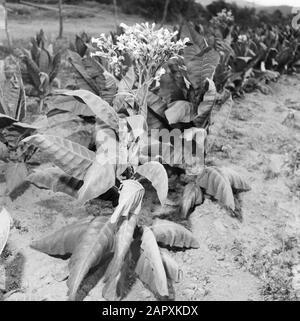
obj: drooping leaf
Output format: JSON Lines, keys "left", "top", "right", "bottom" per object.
{"left": 103, "top": 214, "right": 137, "bottom": 300}
{"left": 49, "top": 52, "right": 61, "bottom": 83}
{"left": 44, "top": 113, "right": 93, "bottom": 144}
{"left": 136, "top": 161, "right": 168, "bottom": 205}
{"left": 67, "top": 51, "right": 100, "bottom": 95}
{"left": 135, "top": 226, "right": 169, "bottom": 297}
{"left": 180, "top": 181, "right": 203, "bottom": 218}
{"left": 47, "top": 94, "right": 94, "bottom": 117}
{"left": 5, "top": 162, "right": 28, "bottom": 194}
{"left": 0, "top": 57, "right": 26, "bottom": 121}
{"left": 102, "top": 249, "right": 131, "bottom": 301}
{"left": 185, "top": 47, "right": 220, "bottom": 95}
{"left": 38, "top": 48, "right": 51, "bottom": 73}
{"left": 31, "top": 216, "right": 101, "bottom": 257}
{"left": 158, "top": 72, "right": 185, "bottom": 104}
{"left": 160, "top": 250, "right": 182, "bottom": 283}
{"left": 58, "top": 89, "right": 119, "bottom": 131}
{"left": 220, "top": 167, "right": 251, "bottom": 193}
{"left": 110, "top": 180, "right": 144, "bottom": 224}
{"left": 23, "top": 55, "right": 41, "bottom": 89}
{"left": 0, "top": 208, "right": 11, "bottom": 256}
{"left": 151, "top": 219, "right": 199, "bottom": 249}
{"left": 186, "top": 22, "right": 207, "bottom": 51}
{"left": 22, "top": 135, "right": 95, "bottom": 180}
{"left": 67, "top": 218, "right": 115, "bottom": 300}
{"left": 94, "top": 118, "right": 119, "bottom": 165}
{"left": 147, "top": 92, "right": 168, "bottom": 130}
{"left": 75, "top": 35, "right": 87, "bottom": 57}
{"left": 77, "top": 159, "right": 115, "bottom": 204}
{"left": 66, "top": 129, "right": 93, "bottom": 149}
{"left": 126, "top": 114, "right": 147, "bottom": 140}
{"left": 194, "top": 78, "right": 216, "bottom": 128}
{"left": 27, "top": 167, "right": 83, "bottom": 197}
{"left": 197, "top": 166, "right": 235, "bottom": 210}
{"left": 165, "top": 100, "right": 194, "bottom": 124}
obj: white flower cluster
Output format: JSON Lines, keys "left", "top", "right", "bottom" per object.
{"left": 117, "top": 22, "right": 188, "bottom": 65}
{"left": 92, "top": 22, "right": 189, "bottom": 84}
{"left": 91, "top": 33, "right": 124, "bottom": 66}
{"left": 238, "top": 34, "right": 248, "bottom": 43}
{"left": 210, "top": 9, "right": 234, "bottom": 29}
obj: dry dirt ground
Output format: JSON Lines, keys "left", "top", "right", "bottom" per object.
{"left": 0, "top": 73, "right": 300, "bottom": 301}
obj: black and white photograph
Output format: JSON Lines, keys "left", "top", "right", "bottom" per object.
{"left": 0, "top": 0, "right": 299, "bottom": 304}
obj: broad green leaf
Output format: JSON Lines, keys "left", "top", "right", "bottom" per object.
{"left": 165, "top": 100, "right": 194, "bottom": 124}
{"left": 136, "top": 161, "right": 168, "bottom": 205}
{"left": 67, "top": 218, "right": 115, "bottom": 300}
{"left": 103, "top": 214, "right": 137, "bottom": 300}
{"left": 147, "top": 92, "right": 168, "bottom": 130}
{"left": 158, "top": 72, "right": 185, "bottom": 104}
{"left": 135, "top": 226, "right": 169, "bottom": 297}
{"left": 48, "top": 94, "right": 94, "bottom": 117}
{"left": 126, "top": 114, "right": 147, "bottom": 140}
{"left": 38, "top": 48, "right": 51, "bottom": 73}
{"left": 23, "top": 55, "right": 41, "bottom": 89}
{"left": 185, "top": 47, "right": 220, "bottom": 95}
{"left": 67, "top": 51, "right": 101, "bottom": 95}
{"left": 151, "top": 219, "right": 199, "bottom": 249}
{"left": 75, "top": 35, "right": 87, "bottom": 57}
{"left": 0, "top": 57, "right": 26, "bottom": 121}
{"left": 44, "top": 113, "right": 93, "bottom": 146}
{"left": 66, "top": 130, "right": 93, "bottom": 149}
{"left": 180, "top": 181, "right": 203, "bottom": 218}
{"left": 27, "top": 167, "right": 82, "bottom": 197}
{"left": 110, "top": 180, "right": 144, "bottom": 224}
{"left": 220, "top": 167, "right": 251, "bottom": 193}
{"left": 5, "top": 162, "right": 28, "bottom": 194}
{"left": 31, "top": 216, "right": 100, "bottom": 257}
{"left": 58, "top": 89, "right": 119, "bottom": 131}
{"left": 197, "top": 166, "right": 235, "bottom": 210}
{"left": 22, "top": 134, "right": 95, "bottom": 180}
{"left": 186, "top": 22, "right": 207, "bottom": 51}
{"left": 49, "top": 52, "right": 61, "bottom": 83}
{"left": 160, "top": 250, "right": 182, "bottom": 283}
{"left": 77, "top": 159, "right": 115, "bottom": 204}
{"left": 0, "top": 208, "right": 11, "bottom": 256}
{"left": 194, "top": 78, "right": 216, "bottom": 128}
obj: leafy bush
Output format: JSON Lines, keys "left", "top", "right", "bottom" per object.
{"left": 0, "top": 56, "right": 40, "bottom": 196}
{"left": 14, "top": 30, "right": 61, "bottom": 101}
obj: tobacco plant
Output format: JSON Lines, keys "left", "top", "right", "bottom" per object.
{"left": 14, "top": 30, "right": 61, "bottom": 110}
{"left": 23, "top": 84, "right": 203, "bottom": 300}
{"left": 0, "top": 56, "right": 40, "bottom": 196}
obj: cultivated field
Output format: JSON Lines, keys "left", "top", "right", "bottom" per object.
{"left": 0, "top": 1, "right": 299, "bottom": 302}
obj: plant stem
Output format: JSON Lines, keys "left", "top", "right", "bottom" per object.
{"left": 58, "top": 0, "right": 63, "bottom": 38}
{"left": 113, "top": 0, "right": 118, "bottom": 30}
{"left": 3, "top": 1, "right": 12, "bottom": 50}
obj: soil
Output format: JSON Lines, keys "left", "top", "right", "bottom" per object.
{"left": 1, "top": 73, "right": 300, "bottom": 301}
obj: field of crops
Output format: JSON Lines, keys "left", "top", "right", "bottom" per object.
{"left": 0, "top": 1, "right": 300, "bottom": 302}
